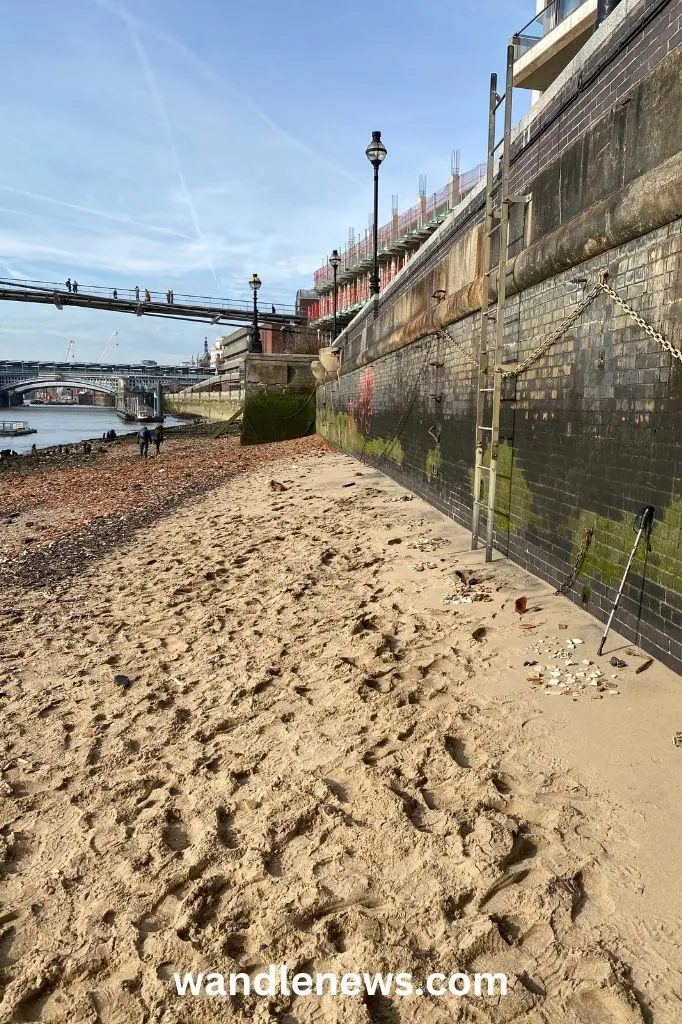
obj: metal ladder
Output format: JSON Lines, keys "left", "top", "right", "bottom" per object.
{"left": 471, "top": 42, "right": 529, "bottom": 561}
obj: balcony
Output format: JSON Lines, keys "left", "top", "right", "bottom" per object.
{"left": 513, "top": 0, "right": 597, "bottom": 92}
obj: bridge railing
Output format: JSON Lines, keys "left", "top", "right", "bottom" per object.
{"left": 0, "top": 278, "right": 300, "bottom": 318}
{"left": 0, "top": 360, "right": 212, "bottom": 376}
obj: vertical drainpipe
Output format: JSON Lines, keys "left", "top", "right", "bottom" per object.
{"left": 596, "top": 0, "right": 621, "bottom": 27}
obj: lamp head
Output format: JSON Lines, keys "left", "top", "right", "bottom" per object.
{"left": 249, "top": 273, "right": 262, "bottom": 292}
{"left": 365, "top": 130, "right": 387, "bottom": 168}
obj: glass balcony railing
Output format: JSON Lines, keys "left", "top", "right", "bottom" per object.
{"left": 514, "top": 0, "right": 590, "bottom": 60}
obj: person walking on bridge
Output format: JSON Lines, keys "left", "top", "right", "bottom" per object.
{"left": 135, "top": 285, "right": 140, "bottom": 302}
{"left": 72, "top": 280, "right": 78, "bottom": 294}
{"left": 138, "top": 425, "right": 150, "bottom": 459}
{"left": 65, "top": 278, "right": 72, "bottom": 293}
{"left": 166, "top": 290, "right": 171, "bottom": 304}
{"left": 169, "top": 289, "right": 174, "bottom": 304}
{"left": 144, "top": 288, "right": 151, "bottom": 303}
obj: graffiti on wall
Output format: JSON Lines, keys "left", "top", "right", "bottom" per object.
{"left": 346, "top": 366, "right": 375, "bottom": 436}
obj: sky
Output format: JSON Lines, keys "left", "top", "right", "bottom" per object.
{"left": 0, "top": 0, "right": 532, "bottom": 365}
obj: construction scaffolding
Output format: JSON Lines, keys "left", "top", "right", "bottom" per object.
{"left": 312, "top": 157, "right": 487, "bottom": 331}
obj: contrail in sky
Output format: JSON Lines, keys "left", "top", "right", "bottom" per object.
{"left": 92, "top": 0, "right": 364, "bottom": 190}
{"left": 0, "top": 185, "right": 195, "bottom": 240}
{"left": 113, "top": 5, "right": 220, "bottom": 287}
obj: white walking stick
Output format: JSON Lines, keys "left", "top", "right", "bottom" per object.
{"left": 597, "top": 506, "right": 654, "bottom": 657}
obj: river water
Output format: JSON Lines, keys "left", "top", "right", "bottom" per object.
{"left": 2, "top": 405, "right": 184, "bottom": 454}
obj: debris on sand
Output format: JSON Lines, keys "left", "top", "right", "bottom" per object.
{"left": 443, "top": 569, "right": 493, "bottom": 604}
{"left": 409, "top": 533, "right": 448, "bottom": 553}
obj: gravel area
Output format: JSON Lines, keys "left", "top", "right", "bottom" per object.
{"left": 1, "top": 431, "right": 330, "bottom": 592}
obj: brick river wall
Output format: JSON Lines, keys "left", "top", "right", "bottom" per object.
{"left": 318, "top": 0, "right": 682, "bottom": 673}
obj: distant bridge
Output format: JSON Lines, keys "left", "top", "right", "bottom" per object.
{"left": 0, "top": 361, "right": 212, "bottom": 396}
{"left": 0, "top": 278, "right": 306, "bottom": 328}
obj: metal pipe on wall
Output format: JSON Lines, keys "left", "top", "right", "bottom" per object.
{"left": 596, "top": 0, "right": 622, "bottom": 27}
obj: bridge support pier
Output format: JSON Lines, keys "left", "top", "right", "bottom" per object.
{"left": 0, "top": 390, "right": 22, "bottom": 408}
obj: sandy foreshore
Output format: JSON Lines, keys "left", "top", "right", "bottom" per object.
{"left": 1, "top": 439, "right": 681, "bottom": 1023}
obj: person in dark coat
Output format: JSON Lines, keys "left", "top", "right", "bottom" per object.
{"left": 65, "top": 278, "right": 72, "bottom": 293}
{"left": 138, "top": 425, "right": 150, "bottom": 459}
{"left": 151, "top": 424, "right": 164, "bottom": 455}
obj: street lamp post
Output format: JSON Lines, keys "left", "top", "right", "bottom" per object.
{"left": 329, "top": 249, "right": 341, "bottom": 341}
{"left": 248, "top": 273, "right": 262, "bottom": 353}
{"left": 365, "top": 131, "right": 388, "bottom": 297}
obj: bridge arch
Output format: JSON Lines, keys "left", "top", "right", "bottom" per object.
{"left": 0, "top": 378, "right": 117, "bottom": 396}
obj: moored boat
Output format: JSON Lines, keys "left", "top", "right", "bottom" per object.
{"left": 0, "top": 420, "right": 37, "bottom": 438}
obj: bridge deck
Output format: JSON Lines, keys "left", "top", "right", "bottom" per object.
{"left": 0, "top": 279, "right": 306, "bottom": 328}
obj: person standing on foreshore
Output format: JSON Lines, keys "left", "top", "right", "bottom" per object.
{"left": 138, "top": 425, "right": 150, "bottom": 459}
{"left": 152, "top": 423, "right": 164, "bottom": 456}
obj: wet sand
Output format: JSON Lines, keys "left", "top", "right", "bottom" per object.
{"left": 1, "top": 443, "right": 681, "bottom": 1023}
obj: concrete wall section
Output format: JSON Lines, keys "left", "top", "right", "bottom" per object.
{"left": 245, "top": 353, "right": 317, "bottom": 390}
{"left": 241, "top": 353, "right": 317, "bottom": 445}
{"left": 164, "top": 394, "right": 243, "bottom": 421}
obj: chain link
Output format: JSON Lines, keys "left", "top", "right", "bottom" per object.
{"left": 434, "top": 326, "right": 476, "bottom": 366}
{"left": 597, "top": 277, "right": 682, "bottom": 364}
{"left": 434, "top": 270, "right": 681, "bottom": 380}
{"left": 554, "top": 525, "right": 593, "bottom": 596}
{"left": 498, "top": 283, "right": 602, "bottom": 379}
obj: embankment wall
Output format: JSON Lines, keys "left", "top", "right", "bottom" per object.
{"left": 318, "top": 0, "right": 682, "bottom": 672}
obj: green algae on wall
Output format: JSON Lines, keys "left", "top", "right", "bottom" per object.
{"left": 241, "top": 390, "right": 315, "bottom": 446}
{"left": 425, "top": 447, "right": 441, "bottom": 482}
{"left": 317, "top": 405, "right": 405, "bottom": 465}
{"left": 569, "top": 495, "right": 682, "bottom": 600}
{"left": 468, "top": 441, "right": 538, "bottom": 536}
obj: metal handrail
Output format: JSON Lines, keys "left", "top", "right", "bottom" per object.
{"left": 513, "top": 0, "right": 590, "bottom": 53}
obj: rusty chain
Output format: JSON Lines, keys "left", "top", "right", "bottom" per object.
{"left": 555, "top": 525, "right": 593, "bottom": 596}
